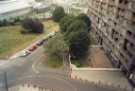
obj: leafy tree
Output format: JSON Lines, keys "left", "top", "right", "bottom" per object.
{"left": 45, "top": 33, "right": 68, "bottom": 59}
{"left": 65, "top": 19, "right": 87, "bottom": 40}
{"left": 21, "top": 18, "right": 44, "bottom": 34}
{"left": 77, "top": 13, "right": 91, "bottom": 31}
{"left": 69, "top": 31, "right": 90, "bottom": 59}
{"left": 60, "top": 15, "right": 75, "bottom": 33}
{"left": 52, "top": 6, "right": 65, "bottom": 22}
{"left": 62, "top": 18, "right": 90, "bottom": 59}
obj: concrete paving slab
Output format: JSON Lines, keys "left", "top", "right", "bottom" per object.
{"left": 71, "top": 68, "right": 132, "bottom": 90}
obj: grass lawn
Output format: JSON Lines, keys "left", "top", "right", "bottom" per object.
{"left": 46, "top": 56, "right": 63, "bottom": 68}
{"left": 0, "top": 20, "right": 59, "bottom": 59}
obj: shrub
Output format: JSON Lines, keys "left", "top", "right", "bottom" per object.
{"left": 21, "top": 18, "right": 44, "bottom": 34}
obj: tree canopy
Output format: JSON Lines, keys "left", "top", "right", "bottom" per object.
{"left": 77, "top": 13, "right": 91, "bottom": 31}
{"left": 69, "top": 31, "right": 90, "bottom": 59}
{"left": 64, "top": 19, "right": 87, "bottom": 41}
{"left": 62, "top": 18, "right": 90, "bottom": 59}
{"left": 60, "top": 15, "right": 75, "bottom": 33}
{"left": 52, "top": 6, "right": 65, "bottom": 22}
{"left": 45, "top": 33, "right": 68, "bottom": 59}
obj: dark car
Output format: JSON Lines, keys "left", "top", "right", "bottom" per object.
{"left": 37, "top": 40, "right": 45, "bottom": 46}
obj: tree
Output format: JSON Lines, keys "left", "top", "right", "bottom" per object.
{"left": 69, "top": 31, "right": 90, "bottom": 59}
{"left": 21, "top": 18, "right": 44, "bottom": 34}
{"left": 62, "top": 19, "right": 90, "bottom": 59}
{"left": 77, "top": 13, "right": 91, "bottom": 32}
{"left": 45, "top": 33, "right": 68, "bottom": 59}
{"left": 52, "top": 6, "right": 65, "bottom": 22}
{"left": 64, "top": 19, "right": 87, "bottom": 41}
{"left": 60, "top": 15, "right": 75, "bottom": 33}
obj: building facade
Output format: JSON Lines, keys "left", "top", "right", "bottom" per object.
{"left": 87, "top": 0, "right": 135, "bottom": 83}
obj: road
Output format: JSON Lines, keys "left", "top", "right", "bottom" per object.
{"left": 0, "top": 46, "right": 117, "bottom": 91}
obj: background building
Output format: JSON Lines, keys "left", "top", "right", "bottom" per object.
{"left": 0, "top": 0, "right": 36, "bottom": 20}
{"left": 48, "top": 0, "right": 88, "bottom": 15}
{"left": 87, "top": 0, "right": 135, "bottom": 83}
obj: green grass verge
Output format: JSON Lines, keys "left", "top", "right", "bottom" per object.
{"left": 0, "top": 20, "right": 59, "bottom": 59}
{"left": 46, "top": 56, "right": 63, "bottom": 68}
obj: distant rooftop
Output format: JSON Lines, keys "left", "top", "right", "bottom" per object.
{"left": 0, "top": 0, "right": 33, "bottom": 14}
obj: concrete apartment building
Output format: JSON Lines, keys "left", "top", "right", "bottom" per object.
{"left": 87, "top": 0, "right": 135, "bottom": 83}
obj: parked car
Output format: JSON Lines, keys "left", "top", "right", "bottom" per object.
{"left": 28, "top": 45, "right": 37, "bottom": 51}
{"left": 36, "top": 40, "right": 45, "bottom": 46}
{"left": 19, "top": 50, "right": 31, "bottom": 57}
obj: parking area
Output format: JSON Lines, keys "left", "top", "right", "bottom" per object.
{"left": 10, "top": 31, "right": 57, "bottom": 59}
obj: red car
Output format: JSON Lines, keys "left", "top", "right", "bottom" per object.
{"left": 28, "top": 45, "right": 37, "bottom": 51}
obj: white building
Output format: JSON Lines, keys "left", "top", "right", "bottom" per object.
{"left": 44, "top": 0, "right": 88, "bottom": 15}
{"left": 0, "top": 0, "right": 36, "bottom": 20}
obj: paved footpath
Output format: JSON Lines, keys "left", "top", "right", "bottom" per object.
{"left": 71, "top": 66, "right": 132, "bottom": 91}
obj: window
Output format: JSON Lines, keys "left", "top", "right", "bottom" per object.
{"left": 127, "top": 31, "right": 132, "bottom": 36}
{"left": 123, "top": 39, "right": 128, "bottom": 50}
{"left": 119, "top": 0, "right": 123, "bottom": 4}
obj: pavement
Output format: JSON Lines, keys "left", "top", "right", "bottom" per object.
{"left": 70, "top": 64, "right": 132, "bottom": 91}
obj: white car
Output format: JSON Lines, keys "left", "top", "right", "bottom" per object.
{"left": 19, "top": 50, "right": 31, "bottom": 57}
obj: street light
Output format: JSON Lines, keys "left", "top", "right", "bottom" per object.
{"left": 4, "top": 72, "right": 8, "bottom": 91}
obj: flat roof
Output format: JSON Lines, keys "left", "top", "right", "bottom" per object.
{"left": 0, "top": 0, "right": 31, "bottom": 14}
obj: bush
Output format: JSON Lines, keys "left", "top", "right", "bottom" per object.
{"left": 52, "top": 6, "right": 65, "bottom": 22}
{"left": 21, "top": 18, "right": 44, "bottom": 34}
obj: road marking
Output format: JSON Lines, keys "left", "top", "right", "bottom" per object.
{"left": 32, "top": 60, "right": 40, "bottom": 74}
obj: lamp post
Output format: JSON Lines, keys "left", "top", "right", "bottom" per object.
{"left": 4, "top": 72, "right": 8, "bottom": 91}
